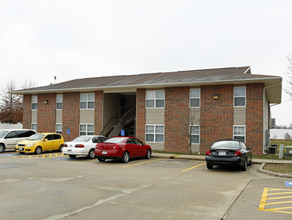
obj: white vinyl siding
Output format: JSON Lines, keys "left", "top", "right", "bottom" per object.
{"left": 146, "top": 90, "right": 165, "bottom": 108}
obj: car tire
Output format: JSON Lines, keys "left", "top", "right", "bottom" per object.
{"left": 207, "top": 163, "right": 213, "bottom": 169}
{"left": 35, "top": 146, "right": 42, "bottom": 155}
{"left": 59, "top": 145, "right": 63, "bottom": 152}
{"left": 248, "top": 158, "right": 252, "bottom": 166}
{"left": 87, "top": 149, "right": 95, "bottom": 159}
{"left": 98, "top": 158, "right": 106, "bottom": 162}
{"left": 0, "top": 144, "right": 5, "bottom": 153}
{"left": 122, "top": 151, "right": 129, "bottom": 163}
{"left": 146, "top": 149, "right": 151, "bottom": 159}
{"left": 241, "top": 158, "right": 247, "bottom": 171}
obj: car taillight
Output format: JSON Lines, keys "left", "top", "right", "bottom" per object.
{"left": 75, "top": 144, "right": 84, "bottom": 148}
{"left": 234, "top": 150, "right": 242, "bottom": 156}
{"left": 206, "top": 150, "right": 211, "bottom": 155}
{"left": 63, "top": 144, "right": 68, "bottom": 147}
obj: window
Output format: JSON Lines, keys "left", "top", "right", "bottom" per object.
{"left": 233, "top": 126, "right": 246, "bottom": 142}
{"left": 5, "top": 131, "right": 17, "bottom": 139}
{"left": 190, "top": 89, "right": 200, "bottom": 107}
{"left": 146, "top": 125, "right": 164, "bottom": 143}
{"left": 56, "top": 124, "right": 62, "bottom": 134}
{"left": 32, "top": 95, "right": 37, "bottom": 110}
{"left": 146, "top": 90, "right": 165, "bottom": 108}
{"left": 234, "top": 87, "right": 246, "bottom": 107}
{"left": 80, "top": 93, "right": 94, "bottom": 109}
{"left": 56, "top": 94, "right": 63, "bottom": 110}
{"left": 190, "top": 125, "right": 200, "bottom": 144}
{"left": 16, "top": 130, "right": 35, "bottom": 138}
{"left": 31, "top": 123, "right": 37, "bottom": 132}
{"left": 79, "top": 124, "right": 94, "bottom": 136}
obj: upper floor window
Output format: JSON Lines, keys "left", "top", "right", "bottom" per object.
{"left": 56, "top": 94, "right": 63, "bottom": 110}
{"left": 233, "top": 126, "right": 246, "bottom": 142}
{"left": 31, "top": 95, "right": 37, "bottom": 110}
{"left": 146, "top": 90, "right": 165, "bottom": 108}
{"left": 31, "top": 123, "right": 37, "bottom": 132}
{"left": 80, "top": 93, "right": 94, "bottom": 109}
{"left": 234, "top": 87, "right": 246, "bottom": 107}
{"left": 190, "top": 89, "right": 200, "bottom": 108}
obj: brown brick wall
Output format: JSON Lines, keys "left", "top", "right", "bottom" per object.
{"left": 94, "top": 91, "right": 103, "bottom": 134}
{"left": 37, "top": 94, "right": 56, "bottom": 133}
{"left": 200, "top": 85, "right": 234, "bottom": 153}
{"left": 23, "top": 94, "right": 31, "bottom": 129}
{"left": 63, "top": 92, "right": 80, "bottom": 141}
{"left": 165, "top": 87, "right": 189, "bottom": 153}
{"left": 246, "top": 83, "right": 264, "bottom": 155}
{"left": 136, "top": 89, "right": 146, "bottom": 142}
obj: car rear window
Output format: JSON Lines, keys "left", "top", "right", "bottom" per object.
{"left": 73, "top": 136, "right": 91, "bottom": 142}
{"left": 105, "top": 137, "right": 127, "bottom": 143}
{"left": 211, "top": 141, "right": 240, "bottom": 149}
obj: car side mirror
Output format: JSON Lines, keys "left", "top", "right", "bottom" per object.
{"left": 44, "top": 139, "right": 48, "bottom": 142}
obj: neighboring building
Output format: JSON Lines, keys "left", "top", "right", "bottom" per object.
{"left": 14, "top": 66, "right": 282, "bottom": 155}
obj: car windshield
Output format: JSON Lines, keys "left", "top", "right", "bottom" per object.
{"left": 0, "top": 130, "right": 9, "bottom": 138}
{"left": 27, "top": 134, "right": 45, "bottom": 140}
{"left": 105, "top": 137, "right": 127, "bottom": 143}
{"left": 72, "top": 136, "right": 91, "bottom": 142}
{"left": 211, "top": 141, "right": 240, "bottom": 149}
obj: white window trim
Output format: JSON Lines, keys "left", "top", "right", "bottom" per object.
{"left": 80, "top": 93, "right": 95, "bottom": 110}
{"left": 145, "top": 124, "right": 165, "bottom": 143}
{"left": 56, "top": 123, "right": 62, "bottom": 134}
{"left": 31, "top": 95, "right": 38, "bottom": 111}
{"left": 31, "top": 123, "right": 37, "bottom": 132}
{"left": 234, "top": 86, "right": 246, "bottom": 107}
{"left": 189, "top": 125, "right": 200, "bottom": 144}
{"left": 189, "top": 88, "right": 200, "bottom": 108}
{"left": 145, "top": 90, "right": 165, "bottom": 109}
{"left": 56, "top": 94, "right": 63, "bottom": 110}
{"left": 233, "top": 125, "right": 246, "bottom": 142}
{"left": 79, "top": 123, "right": 94, "bottom": 136}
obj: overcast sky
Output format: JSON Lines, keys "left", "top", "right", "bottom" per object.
{"left": 0, "top": 0, "right": 292, "bottom": 126}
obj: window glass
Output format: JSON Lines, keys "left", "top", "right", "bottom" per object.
{"left": 31, "top": 95, "right": 38, "bottom": 110}
{"left": 80, "top": 93, "right": 95, "bottom": 109}
{"left": 31, "top": 124, "right": 37, "bottom": 132}
{"left": 190, "top": 125, "right": 200, "bottom": 144}
{"left": 0, "top": 130, "right": 9, "bottom": 138}
{"left": 234, "top": 87, "right": 246, "bottom": 107}
{"left": 190, "top": 89, "right": 200, "bottom": 107}
{"left": 233, "top": 126, "right": 246, "bottom": 142}
{"left": 53, "top": 134, "right": 61, "bottom": 140}
{"left": 16, "top": 130, "right": 35, "bottom": 138}
{"left": 156, "top": 90, "right": 165, "bottom": 99}
{"left": 5, "top": 131, "right": 17, "bottom": 139}
{"left": 146, "top": 90, "right": 165, "bottom": 108}
{"left": 56, "top": 94, "right": 63, "bottom": 110}
{"left": 56, "top": 124, "right": 62, "bottom": 134}
{"left": 146, "top": 125, "right": 164, "bottom": 143}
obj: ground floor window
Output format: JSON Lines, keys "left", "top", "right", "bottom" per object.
{"left": 190, "top": 125, "right": 200, "bottom": 144}
{"left": 31, "top": 123, "right": 37, "bottom": 132}
{"left": 79, "top": 124, "right": 94, "bottom": 136}
{"left": 146, "top": 125, "right": 164, "bottom": 143}
{"left": 233, "top": 125, "right": 246, "bottom": 142}
{"left": 56, "top": 123, "right": 62, "bottom": 134}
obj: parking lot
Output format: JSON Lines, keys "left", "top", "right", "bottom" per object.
{"left": 0, "top": 152, "right": 292, "bottom": 220}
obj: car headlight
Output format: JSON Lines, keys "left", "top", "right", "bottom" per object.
{"left": 27, "top": 143, "right": 34, "bottom": 147}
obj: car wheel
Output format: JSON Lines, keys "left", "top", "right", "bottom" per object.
{"left": 87, "top": 149, "right": 95, "bottom": 159}
{"left": 241, "top": 158, "right": 247, "bottom": 171}
{"left": 59, "top": 145, "right": 63, "bottom": 152}
{"left": 0, "top": 144, "right": 5, "bottom": 153}
{"left": 35, "top": 146, "right": 42, "bottom": 155}
{"left": 248, "top": 158, "right": 252, "bottom": 166}
{"left": 146, "top": 149, "right": 151, "bottom": 159}
{"left": 207, "top": 163, "right": 213, "bottom": 169}
{"left": 122, "top": 151, "right": 129, "bottom": 163}
{"left": 69, "top": 155, "right": 76, "bottom": 159}
{"left": 98, "top": 158, "right": 106, "bottom": 162}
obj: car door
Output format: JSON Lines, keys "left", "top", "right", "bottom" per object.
{"left": 241, "top": 143, "right": 252, "bottom": 162}
{"left": 42, "top": 134, "right": 53, "bottom": 151}
{"left": 133, "top": 138, "right": 145, "bottom": 157}
{"left": 126, "top": 138, "right": 138, "bottom": 158}
{"left": 4, "top": 131, "right": 18, "bottom": 150}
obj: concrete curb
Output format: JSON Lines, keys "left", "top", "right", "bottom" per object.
{"left": 258, "top": 163, "right": 292, "bottom": 178}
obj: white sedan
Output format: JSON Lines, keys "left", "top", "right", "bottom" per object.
{"left": 62, "top": 135, "right": 106, "bottom": 159}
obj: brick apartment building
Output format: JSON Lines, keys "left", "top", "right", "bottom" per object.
{"left": 15, "top": 66, "right": 282, "bottom": 155}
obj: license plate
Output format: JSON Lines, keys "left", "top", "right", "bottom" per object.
{"left": 19, "top": 148, "right": 23, "bottom": 151}
{"left": 68, "top": 149, "right": 72, "bottom": 152}
{"left": 102, "top": 151, "right": 107, "bottom": 155}
{"left": 219, "top": 151, "right": 226, "bottom": 156}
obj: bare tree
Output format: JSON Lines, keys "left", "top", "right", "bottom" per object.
{"left": 285, "top": 56, "right": 292, "bottom": 97}
{"left": 0, "top": 80, "right": 23, "bottom": 123}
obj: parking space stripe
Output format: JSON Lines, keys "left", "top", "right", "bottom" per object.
{"left": 122, "top": 158, "right": 165, "bottom": 167}
{"left": 181, "top": 162, "right": 206, "bottom": 172}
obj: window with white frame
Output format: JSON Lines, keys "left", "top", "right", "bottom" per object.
{"left": 80, "top": 93, "right": 95, "bottom": 109}
{"left": 31, "top": 123, "right": 37, "bottom": 131}
{"left": 31, "top": 95, "right": 37, "bottom": 110}
{"left": 190, "top": 125, "right": 200, "bottom": 144}
{"left": 146, "top": 125, "right": 164, "bottom": 143}
{"left": 234, "top": 87, "right": 246, "bottom": 107}
{"left": 190, "top": 89, "right": 200, "bottom": 107}
{"left": 56, "top": 123, "right": 62, "bottom": 134}
{"left": 56, "top": 94, "right": 63, "bottom": 110}
{"left": 233, "top": 126, "right": 246, "bottom": 142}
{"left": 79, "top": 124, "right": 94, "bottom": 136}
{"left": 146, "top": 90, "right": 165, "bottom": 108}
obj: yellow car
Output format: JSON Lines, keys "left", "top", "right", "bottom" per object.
{"left": 16, "top": 133, "right": 64, "bottom": 154}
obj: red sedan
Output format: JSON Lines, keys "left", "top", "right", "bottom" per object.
{"left": 95, "top": 137, "right": 152, "bottom": 163}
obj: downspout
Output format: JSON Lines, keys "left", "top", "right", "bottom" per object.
{"left": 262, "top": 83, "right": 282, "bottom": 154}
